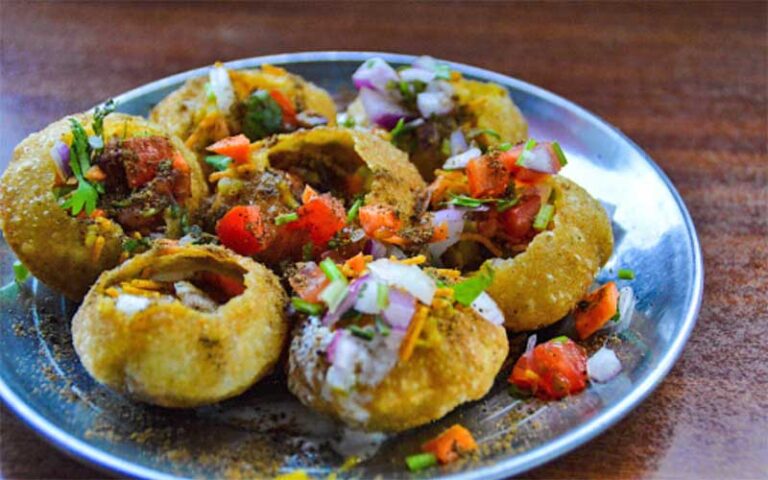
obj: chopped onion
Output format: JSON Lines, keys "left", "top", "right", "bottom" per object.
{"left": 88, "top": 135, "right": 104, "bottom": 150}
{"left": 412, "top": 55, "right": 439, "bottom": 71}
{"left": 525, "top": 334, "right": 537, "bottom": 360}
{"left": 50, "top": 140, "right": 71, "bottom": 177}
{"left": 209, "top": 64, "right": 235, "bottom": 113}
{"left": 449, "top": 129, "right": 468, "bottom": 156}
{"left": 321, "top": 280, "right": 352, "bottom": 325}
{"left": 367, "top": 259, "right": 437, "bottom": 305}
{"left": 416, "top": 91, "right": 453, "bottom": 118}
{"left": 326, "top": 329, "right": 346, "bottom": 363}
{"left": 442, "top": 147, "right": 482, "bottom": 170}
{"left": 517, "top": 143, "right": 562, "bottom": 174}
{"left": 470, "top": 292, "right": 505, "bottom": 325}
{"left": 352, "top": 58, "right": 400, "bottom": 93}
{"left": 353, "top": 276, "right": 383, "bottom": 314}
{"left": 398, "top": 67, "right": 436, "bottom": 83}
{"left": 358, "top": 88, "right": 411, "bottom": 130}
{"left": 605, "top": 286, "right": 636, "bottom": 334}
{"left": 587, "top": 346, "right": 622, "bottom": 383}
{"left": 427, "top": 208, "right": 465, "bottom": 258}
{"left": 382, "top": 287, "right": 416, "bottom": 331}
{"left": 115, "top": 294, "right": 151, "bottom": 315}
{"left": 364, "top": 239, "right": 388, "bottom": 259}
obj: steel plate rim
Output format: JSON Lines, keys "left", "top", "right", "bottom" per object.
{"left": 0, "top": 50, "right": 704, "bottom": 480}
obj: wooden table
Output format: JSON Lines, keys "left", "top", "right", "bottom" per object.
{"left": 1, "top": 1, "right": 766, "bottom": 478}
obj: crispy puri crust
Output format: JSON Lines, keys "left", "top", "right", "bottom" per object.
{"left": 487, "top": 176, "right": 613, "bottom": 332}
{"left": 260, "top": 127, "right": 427, "bottom": 219}
{"left": 149, "top": 67, "right": 338, "bottom": 144}
{"left": 0, "top": 113, "right": 206, "bottom": 300}
{"left": 287, "top": 306, "right": 508, "bottom": 432}
{"left": 72, "top": 244, "right": 288, "bottom": 408}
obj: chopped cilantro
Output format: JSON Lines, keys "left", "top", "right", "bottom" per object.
{"left": 551, "top": 335, "right": 570, "bottom": 344}
{"left": 275, "top": 212, "right": 299, "bottom": 226}
{"left": 551, "top": 141, "right": 568, "bottom": 166}
{"left": 452, "top": 264, "right": 494, "bottom": 306}
{"left": 389, "top": 117, "right": 407, "bottom": 142}
{"left": 496, "top": 197, "right": 519, "bottom": 212}
{"left": 468, "top": 128, "right": 501, "bottom": 140}
{"left": 12, "top": 261, "right": 29, "bottom": 285}
{"left": 92, "top": 99, "right": 116, "bottom": 145}
{"left": 405, "top": 453, "right": 437, "bottom": 472}
{"left": 496, "top": 142, "right": 513, "bottom": 152}
{"left": 447, "top": 194, "right": 495, "bottom": 209}
{"left": 347, "top": 197, "right": 363, "bottom": 222}
{"left": 319, "top": 258, "right": 346, "bottom": 283}
{"left": 533, "top": 203, "right": 555, "bottom": 230}
{"left": 122, "top": 236, "right": 152, "bottom": 253}
{"left": 349, "top": 325, "right": 375, "bottom": 341}
{"left": 376, "top": 283, "right": 389, "bottom": 309}
{"left": 243, "top": 90, "right": 283, "bottom": 141}
{"left": 205, "top": 154, "right": 232, "bottom": 171}
{"left": 375, "top": 316, "right": 391, "bottom": 336}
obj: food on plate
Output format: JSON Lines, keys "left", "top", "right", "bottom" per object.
{"left": 0, "top": 107, "right": 207, "bottom": 300}
{"left": 416, "top": 141, "right": 613, "bottom": 331}
{"left": 72, "top": 243, "right": 287, "bottom": 408}
{"left": 286, "top": 255, "right": 508, "bottom": 432}
{"left": 345, "top": 56, "right": 528, "bottom": 180}
{"left": 150, "top": 63, "right": 337, "bottom": 173}
{"left": 509, "top": 335, "right": 588, "bottom": 400}
{"left": 405, "top": 424, "right": 478, "bottom": 471}
{"left": 205, "top": 127, "right": 426, "bottom": 265}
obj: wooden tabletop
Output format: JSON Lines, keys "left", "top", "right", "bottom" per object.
{"left": 1, "top": 1, "right": 766, "bottom": 479}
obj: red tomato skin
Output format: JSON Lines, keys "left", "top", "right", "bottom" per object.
{"left": 289, "top": 194, "right": 346, "bottom": 247}
{"left": 510, "top": 338, "right": 588, "bottom": 400}
{"left": 216, "top": 205, "right": 267, "bottom": 256}
{"left": 499, "top": 195, "right": 541, "bottom": 241}
{"left": 466, "top": 156, "right": 510, "bottom": 198}
{"left": 288, "top": 263, "right": 329, "bottom": 303}
{"left": 122, "top": 137, "right": 176, "bottom": 188}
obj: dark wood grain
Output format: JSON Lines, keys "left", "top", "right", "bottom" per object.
{"left": 1, "top": 1, "right": 766, "bottom": 479}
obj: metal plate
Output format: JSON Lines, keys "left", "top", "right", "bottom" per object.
{"left": 0, "top": 52, "right": 703, "bottom": 479}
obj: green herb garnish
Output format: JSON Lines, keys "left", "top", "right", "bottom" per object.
{"left": 319, "top": 258, "right": 346, "bottom": 283}
{"left": 375, "top": 316, "right": 391, "bottom": 336}
{"left": 12, "top": 261, "right": 29, "bottom": 285}
{"left": 291, "top": 297, "right": 324, "bottom": 315}
{"left": 376, "top": 283, "right": 389, "bottom": 309}
{"left": 243, "top": 89, "right": 283, "bottom": 140}
{"left": 551, "top": 335, "right": 570, "bottom": 344}
{"left": 452, "top": 264, "right": 494, "bottom": 306}
{"left": 440, "top": 138, "right": 452, "bottom": 156}
{"left": 60, "top": 118, "right": 99, "bottom": 215}
{"left": 551, "top": 141, "right": 568, "bottom": 166}
{"left": 496, "top": 142, "right": 513, "bottom": 152}
{"left": 92, "top": 99, "right": 116, "bottom": 151}
{"left": 205, "top": 154, "right": 232, "bottom": 172}
{"left": 349, "top": 325, "right": 375, "bottom": 341}
{"left": 618, "top": 268, "right": 635, "bottom": 280}
{"left": 121, "top": 236, "right": 152, "bottom": 253}
{"left": 347, "top": 197, "right": 363, "bottom": 222}
{"left": 533, "top": 203, "right": 555, "bottom": 230}
{"left": 319, "top": 279, "right": 349, "bottom": 312}
{"left": 275, "top": 212, "right": 299, "bottom": 226}
{"left": 447, "top": 194, "right": 496, "bottom": 209}
{"left": 496, "top": 197, "right": 519, "bottom": 212}
{"left": 516, "top": 138, "right": 537, "bottom": 167}
{"left": 468, "top": 128, "right": 501, "bottom": 140}
{"left": 405, "top": 453, "right": 437, "bottom": 472}
{"left": 389, "top": 117, "right": 407, "bottom": 142}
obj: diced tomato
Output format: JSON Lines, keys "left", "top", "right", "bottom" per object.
{"left": 466, "top": 155, "right": 510, "bottom": 198}
{"left": 122, "top": 136, "right": 176, "bottom": 188}
{"left": 422, "top": 425, "right": 478, "bottom": 464}
{"left": 289, "top": 193, "right": 346, "bottom": 247}
{"left": 574, "top": 282, "right": 620, "bottom": 340}
{"left": 499, "top": 195, "right": 541, "bottom": 241}
{"left": 269, "top": 90, "right": 297, "bottom": 126}
{"left": 288, "top": 262, "right": 329, "bottom": 303}
{"left": 216, "top": 205, "right": 268, "bottom": 256}
{"left": 200, "top": 271, "right": 246, "bottom": 299}
{"left": 207, "top": 134, "right": 251, "bottom": 165}
{"left": 359, "top": 204, "right": 402, "bottom": 242}
{"left": 499, "top": 146, "right": 550, "bottom": 185}
{"left": 509, "top": 337, "right": 588, "bottom": 400}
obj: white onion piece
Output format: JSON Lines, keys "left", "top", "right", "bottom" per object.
{"left": 449, "top": 129, "right": 468, "bottom": 156}
{"left": 358, "top": 88, "right": 411, "bottom": 129}
{"left": 442, "top": 147, "right": 482, "bottom": 170}
{"left": 426, "top": 79, "right": 455, "bottom": 96}
{"left": 353, "top": 276, "right": 383, "bottom": 314}
{"left": 398, "top": 67, "right": 436, "bottom": 83}
{"left": 605, "top": 286, "right": 636, "bottom": 334}
{"left": 517, "top": 143, "right": 562, "bottom": 174}
{"left": 365, "top": 239, "right": 388, "bottom": 259}
{"left": 412, "top": 55, "right": 438, "bottom": 71}
{"left": 367, "top": 259, "right": 437, "bottom": 305}
{"left": 209, "top": 65, "right": 236, "bottom": 113}
{"left": 382, "top": 288, "right": 416, "bottom": 331}
{"left": 416, "top": 91, "right": 453, "bottom": 118}
{"left": 88, "top": 135, "right": 104, "bottom": 150}
{"left": 50, "top": 140, "right": 71, "bottom": 177}
{"left": 470, "top": 292, "right": 505, "bottom": 325}
{"left": 525, "top": 334, "right": 537, "bottom": 358}
{"left": 587, "top": 346, "right": 622, "bottom": 383}
{"left": 352, "top": 58, "right": 399, "bottom": 93}
{"left": 427, "top": 208, "right": 465, "bottom": 258}
{"left": 115, "top": 294, "right": 151, "bottom": 315}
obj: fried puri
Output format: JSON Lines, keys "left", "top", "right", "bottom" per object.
{"left": 0, "top": 113, "right": 206, "bottom": 300}
{"left": 288, "top": 303, "right": 508, "bottom": 432}
{"left": 487, "top": 176, "right": 613, "bottom": 332}
{"left": 72, "top": 244, "right": 287, "bottom": 408}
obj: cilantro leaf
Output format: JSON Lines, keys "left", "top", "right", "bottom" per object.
{"left": 205, "top": 154, "right": 232, "bottom": 172}
{"left": 452, "top": 264, "right": 494, "bottom": 306}
{"left": 93, "top": 99, "right": 116, "bottom": 140}
{"left": 60, "top": 180, "right": 98, "bottom": 216}
{"left": 447, "top": 194, "right": 496, "bottom": 208}
{"left": 61, "top": 118, "right": 99, "bottom": 215}
{"left": 243, "top": 90, "right": 283, "bottom": 141}
{"left": 13, "top": 261, "right": 29, "bottom": 285}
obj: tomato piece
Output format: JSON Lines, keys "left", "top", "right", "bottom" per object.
{"left": 216, "top": 205, "right": 268, "bottom": 255}
{"left": 421, "top": 425, "right": 478, "bottom": 464}
{"left": 574, "top": 282, "right": 620, "bottom": 340}
{"left": 499, "top": 195, "right": 541, "bottom": 241}
{"left": 509, "top": 337, "right": 588, "bottom": 400}
{"left": 207, "top": 134, "right": 251, "bottom": 165}
{"left": 289, "top": 193, "right": 346, "bottom": 247}
{"left": 288, "top": 262, "right": 329, "bottom": 303}
{"left": 359, "top": 204, "right": 403, "bottom": 241}
{"left": 122, "top": 136, "right": 176, "bottom": 188}
{"left": 499, "top": 146, "right": 550, "bottom": 184}
{"left": 269, "top": 90, "right": 297, "bottom": 126}
{"left": 466, "top": 155, "right": 510, "bottom": 198}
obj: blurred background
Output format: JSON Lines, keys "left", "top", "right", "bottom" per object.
{"left": 1, "top": 1, "right": 765, "bottom": 479}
